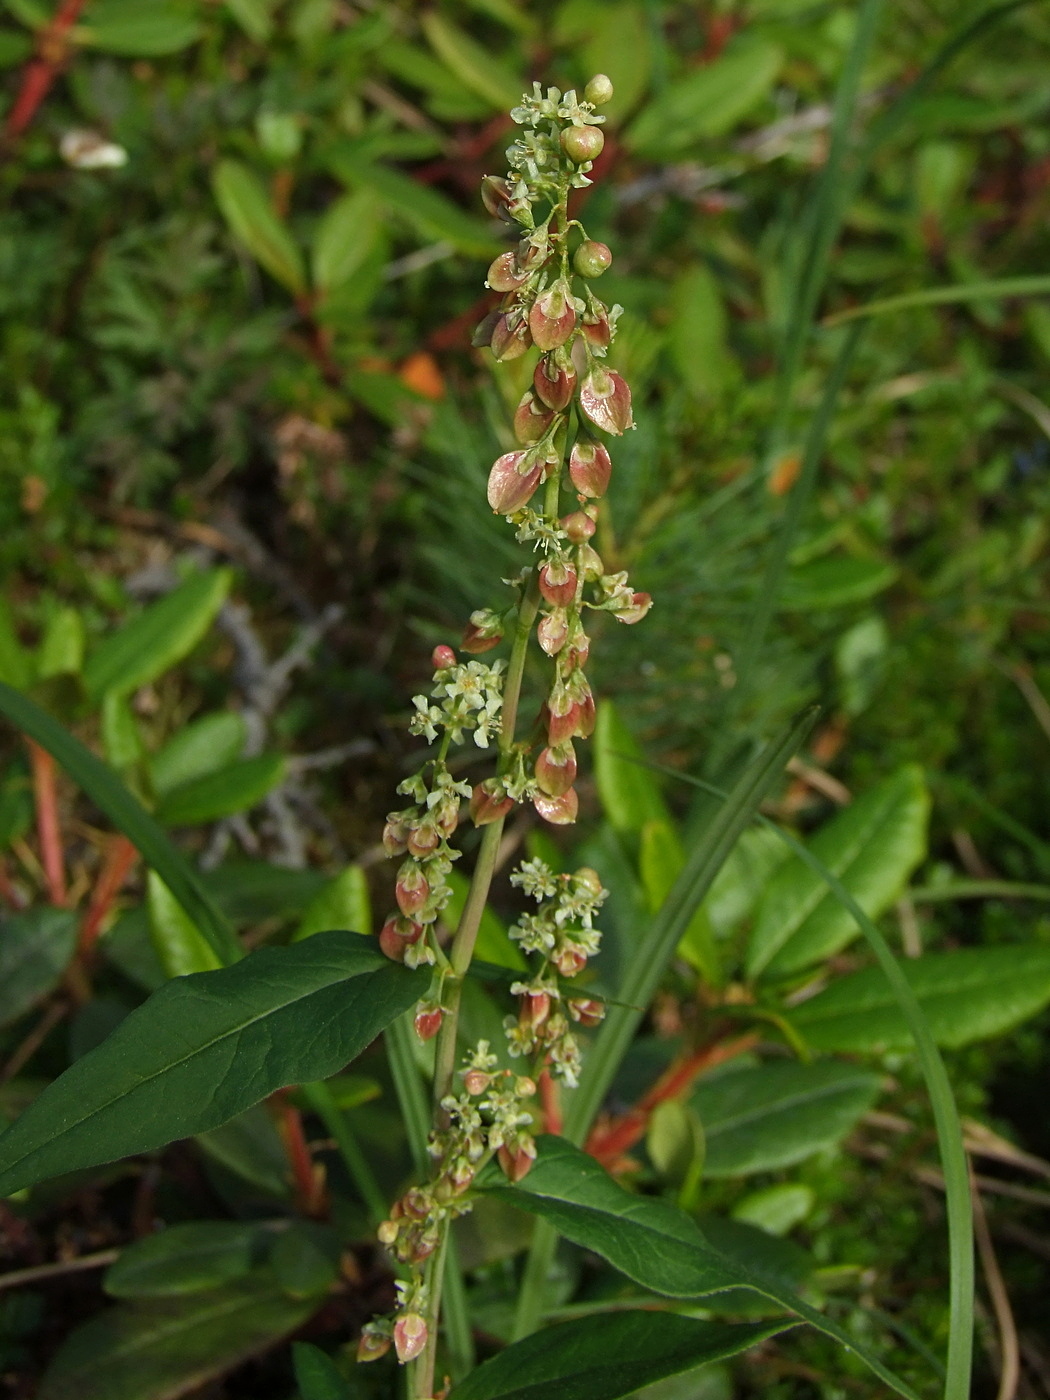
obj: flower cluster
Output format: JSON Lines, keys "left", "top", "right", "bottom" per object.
{"left": 504, "top": 858, "right": 608, "bottom": 1087}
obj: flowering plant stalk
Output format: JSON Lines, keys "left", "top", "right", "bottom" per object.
{"left": 358, "top": 74, "right": 652, "bottom": 1397}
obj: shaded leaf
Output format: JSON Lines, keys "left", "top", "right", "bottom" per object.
{"left": 747, "top": 766, "right": 929, "bottom": 978}
{"left": 420, "top": 12, "right": 522, "bottom": 111}
{"left": 104, "top": 1222, "right": 263, "bottom": 1299}
{"left": 38, "top": 608, "right": 85, "bottom": 680}
{"left": 640, "top": 820, "right": 720, "bottom": 985}
{"left": 271, "top": 1222, "right": 339, "bottom": 1300}
{"left": 594, "top": 701, "right": 671, "bottom": 837}
{"left": 147, "top": 873, "right": 224, "bottom": 978}
{"left": 449, "top": 1312, "right": 790, "bottom": 1400}
{"left": 786, "top": 945, "right": 1050, "bottom": 1052}
{"left": 212, "top": 159, "right": 306, "bottom": 294}
{"left": 780, "top": 555, "right": 899, "bottom": 610}
{"left": 80, "top": 0, "right": 201, "bottom": 56}
{"left": 155, "top": 752, "right": 285, "bottom": 827}
{"left": 667, "top": 266, "right": 736, "bottom": 401}
{"left": 196, "top": 1105, "right": 290, "bottom": 1198}
{"left": 83, "top": 570, "right": 231, "bottom": 702}
{"left": 328, "top": 148, "right": 494, "bottom": 256}
{"left": 0, "top": 908, "right": 76, "bottom": 1029}
{"left": 0, "top": 931, "right": 426, "bottom": 1194}
{"left": 311, "top": 189, "right": 384, "bottom": 294}
{"left": 150, "top": 713, "right": 248, "bottom": 797}
{"left": 445, "top": 868, "right": 525, "bottom": 971}
{"left": 292, "top": 1342, "right": 352, "bottom": 1400}
{"left": 293, "top": 865, "right": 371, "bottom": 942}
{"left": 694, "top": 1061, "right": 881, "bottom": 1176}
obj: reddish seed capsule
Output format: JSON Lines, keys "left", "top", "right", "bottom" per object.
{"left": 406, "top": 820, "right": 440, "bottom": 859}
{"left": 379, "top": 914, "right": 422, "bottom": 962}
{"left": 533, "top": 354, "right": 577, "bottom": 411}
{"left": 498, "top": 1135, "right": 538, "bottom": 1183}
{"left": 486, "top": 250, "right": 529, "bottom": 292}
{"left": 573, "top": 240, "right": 612, "bottom": 279}
{"left": 463, "top": 1068, "right": 492, "bottom": 1095}
{"left": 529, "top": 284, "right": 576, "bottom": 352}
{"left": 569, "top": 440, "right": 612, "bottom": 497}
{"left": 382, "top": 816, "right": 409, "bottom": 856}
{"left": 615, "top": 591, "right": 653, "bottom": 625}
{"left": 481, "top": 174, "right": 513, "bottom": 219}
{"left": 513, "top": 391, "right": 556, "bottom": 446}
{"left": 393, "top": 1313, "right": 428, "bottom": 1365}
{"left": 561, "top": 510, "right": 595, "bottom": 543}
{"left": 581, "top": 307, "right": 611, "bottom": 349}
{"left": 546, "top": 686, "right": 580, "bottom": 745}
{"left": 471, "top": 309, "right": 500, "bottom": 349}
{"left": 534, "top": 787, "right": 580, "bottom": 825}
{"left": 490, "top": 312, "right": 532, "bottom": 361}
{"left": 470, "top": 779, "right": 514, "bottom": 826}
{"left": 580, "top": 367, "right": 633, "bottom": 435}
{"left": 357, "top": 1327, "right": 392, "bottom": 1363}
{"left": 535, "top": 743, "right": 577, "bottom": 797}
{"left": 396, "top": 863, "right": 430, "bottom": 917}
{"left": 537, "top": 609, "right": 569, "bottom": 656}
{"left": 560, "top": 124, "right": 605, "bottom": 163}
{"left": 414, "top": 1002, "right": 443, "bottom": 1042}
{"left": 553, "top": 943, "right": 588, "bottom": 977}
{"left": 487, "top": 449, "right": 544, "bottom": 515}
{"left": 567, "top": 996, "right": 606, "bottom": 1027}
{"left": 520, "top": 990, "right": 551, "bottom": 1030}
{"left": 538, "top": 559, "right": 578, "bottom": 607}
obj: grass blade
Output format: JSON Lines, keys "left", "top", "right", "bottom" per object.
{"left": 823, "top": 275, "right": 1050, "bottom": 326}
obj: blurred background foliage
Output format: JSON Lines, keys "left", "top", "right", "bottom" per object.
{"left": 1, "top": 0, "right": 1050, "bottom": 1394}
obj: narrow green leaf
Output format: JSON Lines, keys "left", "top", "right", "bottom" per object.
{"left": 293, "top": 865, "right": 371, "bottom": 942}
{"left": 594, "top": 701, "right": 671, "bottom": 837}
{"left": 83, "top": 570, "right": 231, "bottom": 702}
{"left": 150, "top": 712, "right": 248, "bottom": 797}
{"left": 293, "top": 1341, "right": 352, "bottom": 1400}
{"left": 625, "top": 39, "right": 782, "bottom": 155}
{"left": 147, "top": 872, "right": 224, "bottom": 978}
{"left": 667, "top": 265, "right": 736, "bottom": 400}
{"left": 0, "top": 682, "right": 241, "bottom": 965}
{"left": 212, "top": 159, "right": 307, "bottom": 294}
{"left": 780, "top": 555, "right": 898, "bottom": 610}
{"left": 328, "top": 149, "right": 495, "bottom": 256}
{"left": 485, "top": 1138, "right": 919, "bottom": 1399}
{"left": 747, "top": 765, "right": 929, "bottom": 978}
{"left": 311, "top": 189, "right": 383, "bottom": 294}
{"left": 420, "top": 12, "right": 522, "bottom": 111}
{"left": 787, "top": 945, "right": 1050, "bottom": 1053}
{"left": 0, "top": 908, "right": 76, "bottom": 1029}
{"left": 225, "top": 0, "right": 275, "bottom": 42}
{"left": 38, "top": 608, "right": 85, "bottom": 679}
{"left": 694, "top": 1061, "right": 882, "bottom": 1176}
{"left": 104, "top": 1222, "right": 262, "bottom": 1298}
{"left": 449, "top": 1312, "right": 789, "bottom": 1400}
{"left": 639, "top": 821, "right": 719, "bottom": 985}
{"left": 825, "top": 275, "right": 1050, "bottom": 326}
{"left": 80, "top": 0, "right": 202, "bottom": 56}
{"left": 155, "top": 752, "right": 285, "bottom": 827}
{"left": 101, "top": 692, "right": 143, "bottom": 772}
{"left": 37, "top": 1276, "right": 314, "bottom": 1400}
{"left": 0, "top": 931, "right": 426, "bottom": 1195}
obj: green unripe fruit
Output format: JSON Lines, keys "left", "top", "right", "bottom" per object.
{"left": 584, "top": 74, "right": 614, "bottom": 106}
{"left": 573, "top": 240, "right": 612, "bottom": 278}
{"left": 560, "top": 124, "right": 605, "bottom": 164}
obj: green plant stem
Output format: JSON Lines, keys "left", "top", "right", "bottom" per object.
{"left": 300, "top": 1080, "right": 387, "bottom": 1227}
{"left": 411, "top": 574, "right": 541, "bottom": 1400}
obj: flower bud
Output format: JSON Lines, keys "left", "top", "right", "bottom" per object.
{"left": 535, "top": 743, "right": 577, "bottom": 796}
{"left": 520, "top": 989, "right": 551, "bottom": 1030}
{"left": 538, "top": 559, "right": 578, "bottom": 607}
{"left": 573, "top": 240, "right": 612, "bottom": 279}
{"left": 567, "top": 996, "right": 606, "bottom": 1027}
{"left": 396, "top": 862, "right": 430, "bottom": 917}
{"left": 569, "top": 440, "right": 612, "bottom": 497}
{"left": 528, "top": 282, "right": 576, "bottom": 351}
{"left": 574, "top": 866, "right": 604, "bottom": 896}
{"left": 553, "top": 943, "right": 587, "bottom": 977}
{"left": 407, "top": 819, "right": 440, "bottom": 858}
{"left": 498, "top": 1135, "right": 537, "bottom": 1183}
{"left": 414, "top": 1001, "right": 443, "bottom": 1042}
{"left": 357, "top": 1324, "right": 392, "bottom": 1363}
{"left": 561, "top": 510, "right": 595, "bottom": 542}
{"left": 560, "top": 125, "right": 605, "bottom": 163}
{"left": 463, "top": 1068, "right": 492, "bottom": 1096}
{"left": 533, "top": 353, "right": 577, "bottom": 410}
{"left": 490, "top": 311, "right": 532, "bottom": 361}
{"left": 394, "top": 1312, "right": 428, "bottom": 1365}
{"left": 377, "top": 1218, "right": 399, "bottom": 1245}
{"left": 446, "top": 1155, "right": 476, "bottom": 1194}
{"left": 431, "top": 644, "right": 456, "bottom": 670}
{"left": 580, "top": 367, "right": 633, "bottom": 435}
{"left": 487, "top": 448, "right": 544, "bottom": 514}
{"left": 534, "top": 787, "right": 580, "bottom": 825}
{"left": 513, "top": 391, "right": 556, "bottom": 445}
{"left": 614, "top": 590, "right": 653, "bottom": 624}
{"left": 516, "top": 1075, "right": 537, "bottom": 1097}
{"left": 486, "top": 250, "right": 529, "bottom": 292}
{"left": 470, "top": 778, "right": 514, "bottom": 826}
{"left": 585, "top": 74, "right": 614, "bottom": 106}
{"left": 481, "top": 174, "right": 514, "bottom": 219}
{"left": 537, "top": 609, "right": 569, "bottom": 656}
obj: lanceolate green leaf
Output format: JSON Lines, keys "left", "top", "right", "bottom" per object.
{"left": 594, "top": 700, "right": 672, "bottom": 837}
{"left": 37, "top": 1276, "right": 314, "bottom": 1400}
{"left": 155, "top": 753, "right": 285, "bottom": 827}
{"left": 0, "top": 908, "right": 76, "bottom": 1029}
{"left": 150, "top": 712, "right": 248, "bottom": 796}
{"left": 0, "top": 932, "right": 426, "bottom": 1195}
{"left": 0, "top": 682, "right": 241, "bottom": 966}
{"left": 104, "top": 1222, "right": 262, "bottom": 1299}
{"left": 449, "top": 1312, "right": 791, "bottom": 1400}
{"left": 747, "top": 764, "right": 929, "bottom": 978}
{"left": 824, "top": 274, "right": 1050, "bottom": 326}
{"left": 82, "top": 570, "right": 231, "bottom": 702}
{"left": 420, "top": 12, "right": 522, "bottom": 112}
{"left": 328, "top": 149, "right": 495, "bottom": 256}
{"left": 212, "top": 159, "right": 307, "bottom": 294}
{"left": 484, "top": 1138, "right": 919, "bottom": 1400}
{"left": 787, "top": 945, "right": 1050, "bottom": 1053}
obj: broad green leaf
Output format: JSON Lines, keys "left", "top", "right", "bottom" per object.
{"left": 694, "top": 1061, "right": 882, "bottom": 1176}
{"left": 445, "top": 867, "right": 525, "bottom": 970}
{"left": 746, "top": 765, "right": 929, "bottom": 978}
{"left": 83, "top": 569, "right": 231, "bottom": 702}
{"left": 420, "top": 12, "right": 522, "bottom": 111}
{"left": 212, "top": 160, "right": 307, "bottom": 294}
{"left": 293, "top": 865, "right": 371, "bottom": 942}
{"left": 0, "top": 908, "right": 76, "bottom": 1029}
{"left": 104, "top": 1222, "right": 262, "bottom": 1298}
{"left": 482, "top": 1138, "right": 918, "bottom": 1399}
{"left": 293, "top": 1342, "right": 352, "bottom": 1400}
{"left": 647, "top": 1098, "right": 704, "bottom": 1206}
{"left": 196, "top": 1105, "right": 290, "bottom": 1197}
{"left": 667, "top": 266, "right": 736, "bottom": 401}
{"left": 786, "top": 945, "right": 1050, "bottom": 1053}
{"left": 625, "top": 39, "right": 782, "bottom": 156}
{"left": 155, "top": 752, "right": 285, "bottom": 826}
{"left": 37, "top": 1276, "right": 314, "bottom": 1400}
{"left": 79, "top": 0, "right": 202, "bottom": 56}
{"left": 150, "top": 712, "right": 248, "bottom": 797}
{"left": 0, "top": 600, "right": 31, "bottom": 689}
{"left": 328, "top": 148, "right": 494, "bottom": 256}
{"left": 732, "top": 1184, "right": 814, "bottom": 1237}
{"left": 311, "top": 189, "right": 383, "bottom": 294}
{"left": 0, "top": 931, "right": 425, "bottom": 1195}
{"left": 704, "top": 826, "right": 789, "bottom": 940}
{"left": 640, "top": 820, "right": 720, "bottom": 985}
{"left": 780, "top": 555, "right": 899, "bottom": 610}
{"left": 449, "top": 1312, "right": 789, "bottom": 1400}
{"left": 595, "top": 701, "right": 671, "bottom": 837}
{"left": 270, "top": 1221, "right": 339, "bottom": 1299}
{"left": 37, "top": 608, "right": 84, "bottom": 679}
{"left": 147, "top": 872, "right": 224, "bottom": 978}
{"left": 101, "top": 691, "right": 143, "bottom": 772}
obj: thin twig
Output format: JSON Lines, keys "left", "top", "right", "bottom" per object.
{"left": 0, "top": 1248, "right": 119, "bottom": 1293}
{"left": 972, "top": 1174, "right": 1021, "bottom": 1400}
{"left": 0, "top": 999, "right": 69, "bottom": 1083}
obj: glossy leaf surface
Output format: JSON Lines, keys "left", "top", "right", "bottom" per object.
{"left": 450, "top": 1312, "right": 789, "bottom": 1400}
{"left": 0, "top": 932, "right": 425, "bottom": 1194}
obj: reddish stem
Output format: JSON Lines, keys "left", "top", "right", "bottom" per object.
{"left": 78, "top": 834, "right": 138, "bottom": 956}
{"left": 4, "top": 0, "right": 87, "bottom": 141}
{"left": 27, "top": 741, "right": 67, "bottom": 907}
{"left": 586, "top": 1032, "right": 760, "bottom": 1168}
{"left": 276, "top": 1095, "right": 327, "bottom": 1217}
